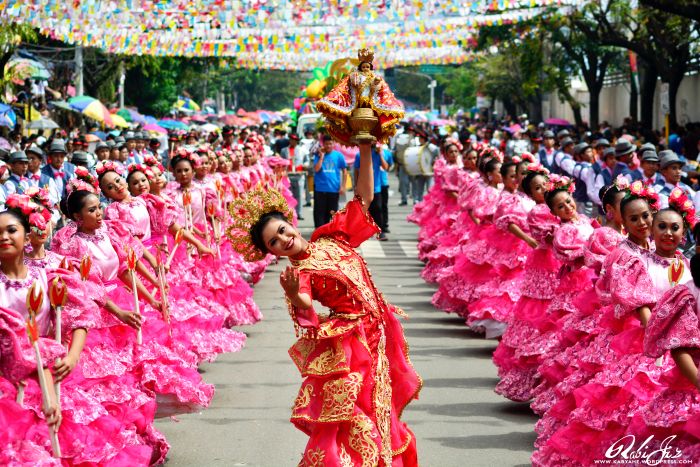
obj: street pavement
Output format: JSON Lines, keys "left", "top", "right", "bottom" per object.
{"left": 155, "top": 194, "right": 538, "bottom": 466}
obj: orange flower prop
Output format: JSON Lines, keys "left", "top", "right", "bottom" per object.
{"left": 79, "top": 255, "right": 92, "bottom": 281}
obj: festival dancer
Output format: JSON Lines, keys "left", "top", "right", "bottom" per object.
{"left": 0, "top": 193, "right": 162, "bottom": 465}
{"left": 492, "top": 175, "right": 563, "bottom": 402}
{"left": 466, "top": 159, "right": 543, "bottom": 337}
{"left": 535, "top": 185, "right": 692, "bottom": 465}
{"left": 227, "top": 142, "right": 421, "bottom": 466}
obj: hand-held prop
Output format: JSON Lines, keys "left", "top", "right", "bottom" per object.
{"left": 79, "top": 254, "right": 92, "bottom": 282}
{"left": 26, "top": 282, "right": 61, "bottom": 458}
{"left": 166, "top": 228, "right": 184, "bottom": 268}
{"left": 48, "top": 277, "right": 67, "bottom": 398}
{"left": 156, "top": 248, "right": 170, "bottom": 330}
{"left": 125, "top": 246, "right": 142, "bottom": 345}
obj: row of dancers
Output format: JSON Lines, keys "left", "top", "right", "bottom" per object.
{"left": 410, "top": 139, "right": 700, "bottom": 465}
{"left": 0, "top": 140, "right": 297, "bottom": 465}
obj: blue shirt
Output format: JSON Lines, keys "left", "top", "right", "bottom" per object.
{"left": 354, "top": 149, "right": 383, "bottom": 193}
{"left": 380, "top": 149, "right": 393, "bottom": 187}
{"left": 314, "top": 150, "right": 347, "bottom": 193}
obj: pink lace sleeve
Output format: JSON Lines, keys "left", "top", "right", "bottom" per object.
{"left": 50, "top": 224, "right": 109, "bottom": 307}
{"left": 584, "top": 227, "right": 623, "bottom": 273}
{"left": 494, "top": 192, "right": 528, "bottom": 232}
{"left": 527, "top": 204, "right": 560, "bottom": 245}
{"left": 472, "top": 186, "right": 500, "bottom": 220}
{"left": 0, "top": 306, "right": 65, "bottom": 384}
{"left": 47, "top": 269, "right": 99, "bottom": 337}
{"left": 143, "top": 193, "right": 177, "bottom": 235}
{"left": 441, "top": 166, "right": 462, "bottom": 193}
{"left": 310, "top": 196, "right": 380, "bottom": 248}
{"left": 553, "top": 223, "right": 589, "bottom": 263}
{"left": 644, "top": 285, "right": 700, "bottom": 358}
{"left": 597, "top": 247, "right": 656, "bottom": 316}
{"left": 104, "top": 202, "right": 141, "bottom": 237}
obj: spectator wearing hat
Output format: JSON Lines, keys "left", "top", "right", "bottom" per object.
{"left": 95, "top": 142, "right": 110, "bottom": 162}
{"left": 591, "top": 147, "right": 618, "bottom": 207}
{"left": 570, "top": 142, "right": 596, "bottom": 216}
{"left": 4, "top": 151, "right": 30, "bottom": 195}
{"left": 281, "top": 134, "right": 308, "bottom": 220}
{"left": 25, "top": 144, "right": 58, "bottom": 202}
{"left": 41, "top": 139, "right": 75, "bottom": 196}
{"left": 537, "top": 130, "right": 557, "bottom": 172}
{"left": 655, "top": 150, "right": 695, "bottom": 208}
{"left": 639, "top": 150, "right": 661, "bottom": 186}
{"left": 71, "top": 151, "right": 91, "bottom": 170}
{"left": 612, "top": 140, "right": 642, "bottom": 182}
{"left": 312, "top": 135, "right": 348, "bottom": 228}
{"left": 591, "top": 138, "right": 610, "bottom": 177}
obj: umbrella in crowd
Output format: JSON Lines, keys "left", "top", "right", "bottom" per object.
{"left": 158, "top": 118, "right": 189, "bottom": 130}
{"left": 109, "top": 113, "right": 130, "bottom": 128}
{"left": 0, "top": 103, "right": 17, "bottom": 128}
{"left": 5, "top": 56, "right": 51, "bottom": 84}
{"left": 68, "top": 95, "right": 114, "bottom": 126}
{"left": 143, "top": 123, "right": 168, "bottom": 134}
{"left": 26, "top": 117, "right": 59, "bottom": 130}
{"left": 49, "top": 100, "right": 75, "bottom": 112}
{"left": 174, "top": 96, "right": 200, "bottom": 113}
{"left": 198, "top": 123, "right": 219, "bottom": 133}
{"left": 545, "top": 118, "right": 571, "bottom": 126}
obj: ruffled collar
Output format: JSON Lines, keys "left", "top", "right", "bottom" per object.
{"left": 0, "top": 266, "right": 39, "bottom": 290}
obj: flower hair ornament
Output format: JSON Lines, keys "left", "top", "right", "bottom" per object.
{"left": 143, "top": 154, "right": 164, "bottom": 171}
{"left": 667, "top": 187, "right": 697, "bottom": 230}
{"left": 523, "top": 162, "right": 550, "bottom": 177}
{"left": 519, "top": 152, "right": 536, "bottom": 164}
{"left": 478, "top": 145, "right": 504, "bottom": 163}
{"left": 24, "top": 186, "right": 53, "bottom": 211}
{"left": 544, "top": 174, "right": 575, "bottom": 194}
{"left": 5, "top": 193, "right": 52, "bottom": 235}
{"left": 171, "top": 147, "right": 201, "bottom": 167}
{"left": 128, "top": 163, "right": 155, "bottom": 181}
{"left": 225, "top": 185, "right": 293, "bottom": 262}
{"left": 95, "top": 160, "right": 123, "bottom": 177}
{"left": 623, "top": 180, "right": 661, "bottom": 212}
{"left": 600, "top": 174, "right": 631, "bottom": 208}
{"left": 75, "top": 166, "right": 100, "bottom": 190}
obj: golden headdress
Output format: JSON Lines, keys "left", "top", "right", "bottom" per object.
{"left": 226, "top": 184, "right": 293, "bottom": 262}
{"left": 358, "top": 48, "right": 374, "bottom": 64}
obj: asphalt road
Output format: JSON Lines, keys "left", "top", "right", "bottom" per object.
{"left": 155, "top": 195, "right": 537, "bottom": 467}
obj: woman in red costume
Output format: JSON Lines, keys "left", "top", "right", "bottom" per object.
{"left": 227, "top": 142, "right": 421, "bottom": 466}
{"left": 317, "top": 49, "right": 405, "bottom": 146}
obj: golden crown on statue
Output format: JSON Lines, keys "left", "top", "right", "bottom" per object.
{"left": 358, "top": 48, "right": 374, "bottom": 64}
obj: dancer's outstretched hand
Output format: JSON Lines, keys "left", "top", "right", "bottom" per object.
{"left": 280, "top": 266, "right": 300, "bottom": 297}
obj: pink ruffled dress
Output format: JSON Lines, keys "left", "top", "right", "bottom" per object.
{"left": 164, "top": 184, "right": 263, "bottom": 326}
{"left": 104, "top": 196, "right": 248, "bottom": 363}
{"left": 531, "top": 227, "right": 625, "bottom": 417}
{"left": 408, "top": 159, "right": 461, "bottom": 260}
{"left": 433, "top": 182, "right": 502, "bottom": 317}
{"left": 51, "top": 221, "right": 214, "bottom": 413}
{"left": 421, "top": 169, "right": 480, "bottom": 285}
{"left": 492, "top": 204, "right": 562, "bottom": 402}
{"left": 465, "top": 191, "right": 537, "bottom": 337}
{"left": 0, "top": 266, "right": 159, "bottom": 465}
{"left": 623, "top": 281, "right": 700, "bottom": 462}
{"left": 534, "top": 242, "right": 691, "bottom": 465}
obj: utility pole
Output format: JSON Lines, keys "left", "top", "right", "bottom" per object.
{"left": 75, "top": 46, "right": 84, "bottom": 96}
{"left": 428, "top": 80, "right": 437, "bottom": 113}
{"left": 118, "top": 61, "right": 125, "bottom": 108}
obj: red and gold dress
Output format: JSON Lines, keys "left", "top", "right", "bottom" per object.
{"left": 287, "top": 196, "right": 421, "bottom": 467}
{"left": 317, "top": 72, "right": 404, "bottom": 146}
